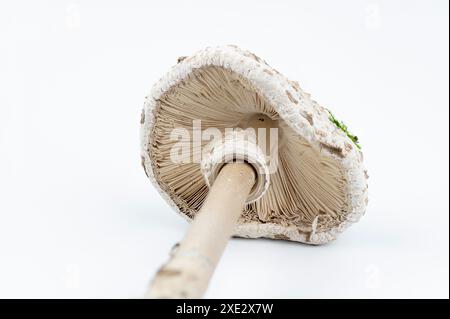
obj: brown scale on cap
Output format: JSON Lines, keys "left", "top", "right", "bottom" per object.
{"left": 285, "top": 90, "right": 299, "bottom": 104}
{"left": 140, "top": 109, "right": 145, "bottom": 124}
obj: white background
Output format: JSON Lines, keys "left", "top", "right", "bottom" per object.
{"left": 0, "top": 0, "right": 448, "bottom": 298}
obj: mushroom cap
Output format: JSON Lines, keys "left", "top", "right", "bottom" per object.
{"left": 140, "top": 45, "right": 368, "bottom": 245}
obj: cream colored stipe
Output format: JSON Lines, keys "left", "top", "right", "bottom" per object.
{"left": 148, "top": 163, "right": 255, "bottom": 299}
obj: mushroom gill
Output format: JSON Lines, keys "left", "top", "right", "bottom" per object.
{"left": 148, "top": 66, "right": 348, "bottom": 235}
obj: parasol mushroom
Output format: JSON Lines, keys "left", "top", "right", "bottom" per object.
{"left": 140, "top": 45, "right": 368, "bottom": 298}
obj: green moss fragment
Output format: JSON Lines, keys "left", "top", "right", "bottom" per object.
{"left": 327, "top": 109, "right": 361, "bottom": 150}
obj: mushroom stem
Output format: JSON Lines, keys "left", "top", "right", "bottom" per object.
{"left": 147, "top": 162, "right": 256, "bottom": 298}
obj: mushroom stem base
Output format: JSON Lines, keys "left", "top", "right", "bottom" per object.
{"left": 147, "top": 163, "right": 256, "bottom": 298}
